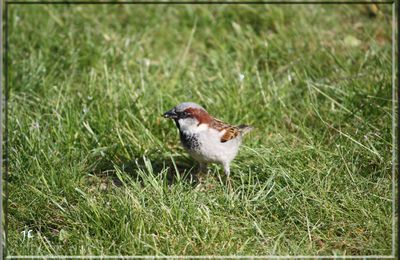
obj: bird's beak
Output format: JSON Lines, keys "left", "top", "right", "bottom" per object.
{"left": 163, "top": 109, "right": 178, "bottom": 119}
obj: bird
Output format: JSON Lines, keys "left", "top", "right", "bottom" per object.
{"left": 163, "top": 102, "right": 253, "bottom": 188}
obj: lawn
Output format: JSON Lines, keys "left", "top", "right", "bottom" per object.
{"left": 5, "top": 3, "right": 396, "bottom": 256}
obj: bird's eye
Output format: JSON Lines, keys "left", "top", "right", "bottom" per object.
{"left": 179, "top": 111, "right": 189, "bottom": 118}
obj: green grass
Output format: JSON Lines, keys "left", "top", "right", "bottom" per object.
{"left": 6, "top": 3, "right": 395, "bottom": 256}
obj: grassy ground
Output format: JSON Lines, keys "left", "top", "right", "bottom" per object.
{"left": 5, "top": 3, "right": 395, "bottom": 256}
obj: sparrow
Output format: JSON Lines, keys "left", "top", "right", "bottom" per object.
{"left": 163, "top": 102, "right": 253, "bottom": 187}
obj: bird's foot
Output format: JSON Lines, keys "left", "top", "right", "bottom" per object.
{"left": 194, "top": 165, "right": 219, "bottom": 191}
{"left": 192, "top": 163, "right": 208, "bottom": 184}
{"left": 217, "top": 174, "right": 233, "bottom": 192}
{"left": 194, "top": 181, "right": 215, "bottom": 192}
{"left": 193, "top": 171, "right": 207, "bottom": 184}
{"left": 194, "top": 173, "right": 216, "bottom": 191}
{"left": 226, "top": 176, "right": 233, "bottom": 192}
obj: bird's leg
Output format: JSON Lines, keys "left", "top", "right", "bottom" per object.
{"left": 195, "top": 162, "right": 208, "bottom": 183}
{"left": 223, "top": 163, "right": 232, "bottom": 191}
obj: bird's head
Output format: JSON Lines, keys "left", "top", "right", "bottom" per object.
{"left": 163, "top": 102, "right": 212, "bottom": 131}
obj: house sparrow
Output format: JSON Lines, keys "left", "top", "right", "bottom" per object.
{"left": 163, "top": 102, "right": 253, "bottom": 187}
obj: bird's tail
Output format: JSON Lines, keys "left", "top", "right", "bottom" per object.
{"left": 238, "top": 124, "right": 254, "bottom": 135}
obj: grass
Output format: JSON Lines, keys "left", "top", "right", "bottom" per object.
{"left": 5, "top": 3, "right": 395, "bottom": 256}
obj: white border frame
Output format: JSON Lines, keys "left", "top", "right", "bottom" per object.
{"left": 2, "top": 1, "right": 397, "bottom": 259}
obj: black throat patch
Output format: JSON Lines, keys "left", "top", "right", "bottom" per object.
{"left": 174, "top": 119, "right": 200, "bottom": 150}
{"left": 180, "top": 131, "right": 200, "bottom": 150}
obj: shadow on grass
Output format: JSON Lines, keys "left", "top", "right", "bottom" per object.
{"left": 88, "top": 154, "right": 198, "bottom": 188}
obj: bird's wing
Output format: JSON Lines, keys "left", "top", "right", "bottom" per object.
{"left": 209, "top": 118, "right": 241, "bottom": 143}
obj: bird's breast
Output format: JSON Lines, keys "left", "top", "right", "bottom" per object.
{"left": 179, "top": 131, "right": 201, "bottom": 151}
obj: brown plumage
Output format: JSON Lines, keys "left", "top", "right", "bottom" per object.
{"left": 185, "top": 107, "right": 252, "bottom": 143}
{"left": 208, "top": 118, "right": 239, "bottom": 142}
